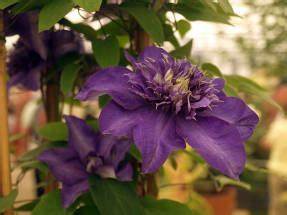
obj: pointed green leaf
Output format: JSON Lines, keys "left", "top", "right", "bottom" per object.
{"left": 201, "top": 63, "right": 223, "bottom": 77}
{"left": 177, "top": 19, "right": 191, "bottom": 38}
{"left": 60, "top": 19, "right": 98, "bottom": 41}
{"left": 142, "top": 196, "right": 193, "bottom": 215}
{"left": 89, "top": 176, "right": 144, "bottom": 215}
{"left": 38, "top": 122, "right": 68, "bottom": 141}
{"left": 172, "top": 3, "right": 231, "bottom": 25}
{"left": 61, "top": 63, "right": 81, "bottom": 95}
{"left": 0, "top": 190, "right": 18, "bottom": 213}
{"left": 0, "top": 0, "right": 19, "bottom": 9}
{"left": 99, "top": 95, "right": 111, "bottom": 108}
{"left": 218, "top": 0, "right": 234, "bottom": 14}
{"left": 15, "top": 200, "right": 40, "bottom": 212}
{"left": 73, "top": 0, "right": 102, "bottom": 12}
{"left": 122, "top": 3, "right": 164, "bottom": 44}
{"left": 200, "top": 0, "right": 217, "bottom": 11}
{"left": 39, "top": 0, "right": 74, "bottom": 31}
{"left": 170, "top": 40, "right": 193, "bottom": 58}
{"left": 32, "top": 190, "right": 69, "bottom": 215}
{"left": 92, "top": 36, "right": 120, "bottom": 67}
{"left": 74, "top": 206, "right": 100, "bottom": 215}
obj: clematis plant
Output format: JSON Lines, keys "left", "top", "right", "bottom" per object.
{"left": 77, "top": 46, "right": 259, "bottom": 179}
{"left": 39, "top": 115, "right": 133, "bottom": 207}
{"left": 1, "top": 0, "right": 265, "bottom": 214}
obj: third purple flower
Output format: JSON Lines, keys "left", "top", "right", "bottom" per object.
{"left": 76, "top": 46, "right": 259, "bottom": 179}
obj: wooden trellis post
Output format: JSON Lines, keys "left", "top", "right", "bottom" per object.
{"left": 0, "top": 10, "right": 13, "bottom": 214}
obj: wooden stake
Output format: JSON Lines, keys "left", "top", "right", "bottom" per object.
{"left": 0, "top": 10, "right": 13, "bottom": 214}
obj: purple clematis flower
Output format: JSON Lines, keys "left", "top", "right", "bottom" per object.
{"left": 38, "top": 115, "right": 133, "bottom": 208}
{"left": 7, "top": 29, "right": 83, "bottom": 91}
{"left": 76, "top": 46, "right": 259, "bottom": 179}
{"left": 4, "top": 10, "right": 47, "bottom": 59}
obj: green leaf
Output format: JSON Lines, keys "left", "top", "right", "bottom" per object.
{"left": 170, "top": 40, "right": 193, "bottom": 58}
{"left": 218, "top": 0, "right": 234, "bottom": 14}
{"left": 224, "top": 74, "right": 266, "bottom": 92}
{"left": 89, "top": 176, "right": 144, "bottom": 215}
{"left": 129, "top": 144, "right": 142, "bottom": 161}
{"left": 122, "top": 3, "right": 164, "bottom": 44}
{"left": 213, "top": 175, "right": 251, "bottom": 191}
{"left": 60, "top": 19, "right": 98, "bottom": 41}
{"left": 142, "top": 196, "right": 193, "bottom": 215}
{"left": 74, "top": 206, "right": 100, "bottom": 215}
{"left": 10, "top": 0, "right": 47, "bottom": 14}
{"left": 73, "top": 0, "right": 102, "bottom": 12}
{"left": 15, "top": 200, "right": 40, "bottom": 212}
{"left": 61, "top": 63, "right": 81, "bottom": 95}
{"left": 177, "top": 19, "right": 191, "bottom": 37}
{"left": 19, "top": 160, "right": 48, "bottom": 173}
{"left": 199, "top": 0, "right": 217, "bottom": 11}
{"left": 201, "top": 63, "right": 223, "bottom": 77}
{"left": 0, "top": 190, "right": 18, "bottom": 213}
{"left": 172, "top": 2, "right": 231, "bottom": 25}
{"left": 99, "top": 95, "right": 111, "bottom": 108}
{"left": 32, "top": 190, "right": 68, "bottom": 215}
{"left": 0, "top": 0, "right": 19, "bottom": 9}
{"left": 224, "top": 84, "right": 238, "bottom": 97}
{"left": 86, "top": 119, "right": 99, "bottom": 131}
{"left": 39, "top": 0, "right": 74, "bottom": 31}
{"left": 92, "top": 36, "right": 120, "bottom": 67}
{"left": 38, "top": 122, "right": 68, "bottom": 141}
{"left": 164, "top": 24, "right": 180, "bottom": 48}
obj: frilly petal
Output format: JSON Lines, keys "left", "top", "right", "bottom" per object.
{"left": 99, "top": 101, "right": 141, "bottom": 138}
{"left": 61, "top": 180, "right": 89, "bottom": 208}
{"left": 203, "top": 97, "right": 259, "bottom": 141}
{"left": 176, "top": 116, "right": 246, "bottom": 179}
{"left": 64, "top": 115, "right": 99, "bottom": 162}
{"left": 38, "top": 148, "right": 88, "bottom": 185}
{"left": 76, "top": 67, "right": 144, "bottom": 110}
{"left": 133, "top": 108, "right": 185, "bottom": 173}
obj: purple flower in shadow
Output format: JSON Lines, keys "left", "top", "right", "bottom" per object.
{"left": 7, "top": 26, "right": 83, "bottom": 90}
{"left": 76, "top": 46, "right": 259, "bottom": 179}
{"left": 38, "top": 115, "right": 133, "bottom": 208}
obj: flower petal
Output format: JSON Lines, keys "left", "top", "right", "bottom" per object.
{"left": 176, "top": 116, "right": 246, "bottom": 179}
{"left": 139, "top": 46, "right": 174, "bottom": 64}
{"left": 64, "top": 115, "right": 99, "bottom": 162}
{"left": 97, "top": 135, "right": 131, "bottom": 167}
{"left": 8, "top": 66, "right": 42, "bottom": 91}
{"left": 38, "top": 148, "right": 88, "bottom": 185}
{"left": 76, "top": 67, "right": 144, "bottom": 110}
{"left": 99, "top": 101, "right": 141, "bottom": 138}
{"left": 213, "top": 78, "right": 225, "bottom": 91}
{"left": 61, "top": 180, "right": 89, "bottom": 208}
{"left": 203, "top": 97, "right": 259, "bottom": 141}
{"left": 133, "top": 108, "right": 185, "bottom": 173}
{"left": 5, "top": 11, "right": 48, "bottom": 59}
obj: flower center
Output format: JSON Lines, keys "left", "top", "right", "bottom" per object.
{"left": 129, "top": 61, "right": 221, "bottom": 119}
{"left": 86, "top": 156, "right": 103, "bottom": 173}
{"left": 86, "top": 156, "right": 116, "bottom": 179}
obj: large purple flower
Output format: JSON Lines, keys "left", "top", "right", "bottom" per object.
{"left": 38, "top": 115, "right": 133, "bottom": 208}
{"left": 7, "top": 30, "right": 83, "bottom": 90}
{"left": 76, "top": 46, "right": 259, "bottom": 179}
